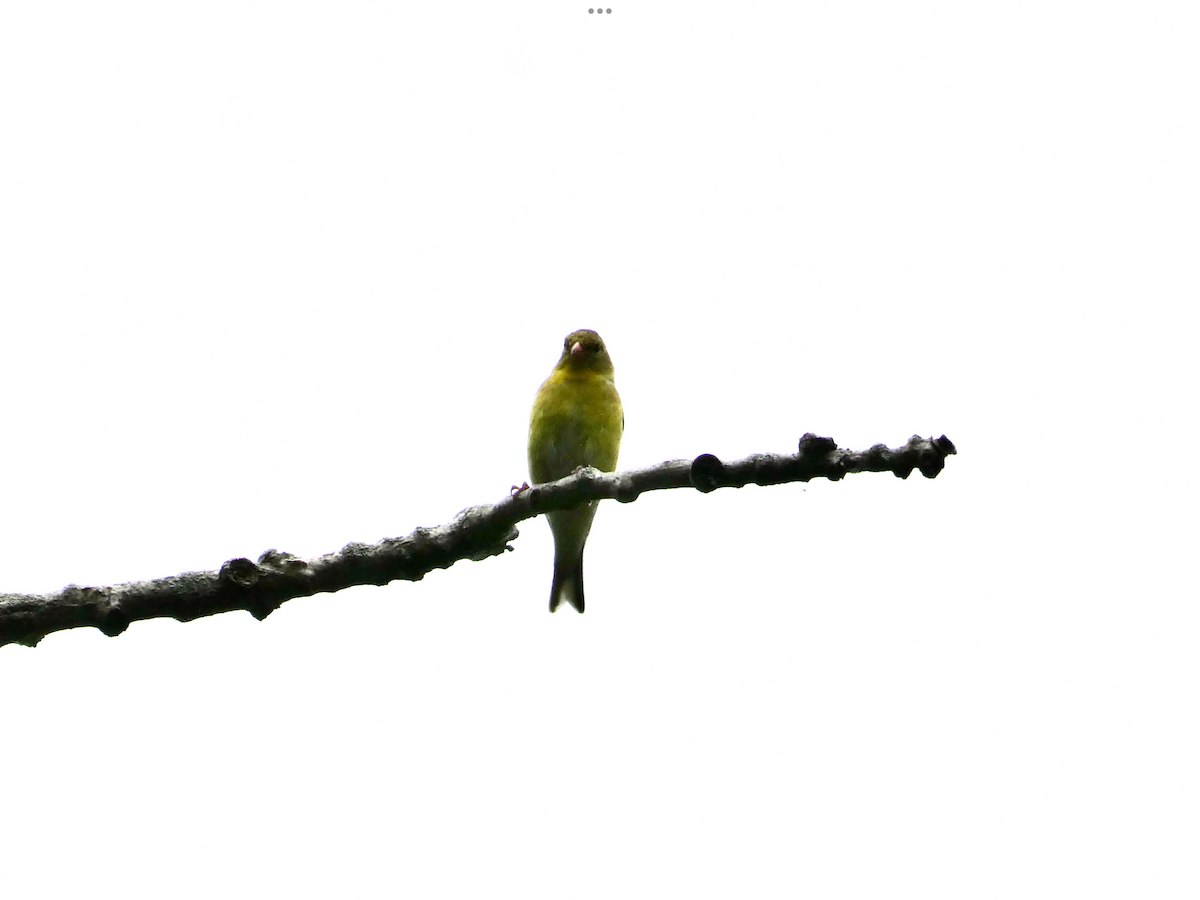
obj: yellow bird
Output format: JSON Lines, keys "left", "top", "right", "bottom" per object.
{"left": 528, "top": 329, "right": 624, "bottom": 613}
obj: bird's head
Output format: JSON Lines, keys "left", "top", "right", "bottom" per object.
{"left": 556, "top": 329, "right": 615, "bottom": 375}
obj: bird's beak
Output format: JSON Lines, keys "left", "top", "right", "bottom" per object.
{"left": 570, "top": 341, "right": 584, "bottom": 358}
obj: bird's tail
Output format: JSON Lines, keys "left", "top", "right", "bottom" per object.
{"left": 549, "top": 554, "right": 585, "bottom": 613}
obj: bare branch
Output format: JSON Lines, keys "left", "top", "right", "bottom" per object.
{"left": 0, "top": 433, "right": 956, "bottom": 648}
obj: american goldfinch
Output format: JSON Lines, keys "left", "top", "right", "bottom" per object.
{"left": 528, "top": 329, "right": 623, "bottom": 613}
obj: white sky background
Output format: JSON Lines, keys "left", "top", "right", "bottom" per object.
{"left": 1, "top": 2, "right": 1196, "bottom": 897}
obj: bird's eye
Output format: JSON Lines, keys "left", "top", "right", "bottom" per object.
{"left": 588, "top": 343, "right": 601, "bottom": 353}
